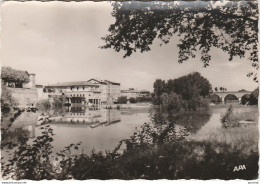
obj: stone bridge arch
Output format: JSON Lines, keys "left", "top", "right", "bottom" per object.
{"left": 214, "top": 91, "right": 251, "bottom": 102}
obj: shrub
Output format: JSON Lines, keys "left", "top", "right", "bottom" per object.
{"left": 1, "top": 85, "right": 17, "bottom": 112}
{"left": 1, "top": 66, "right": 30, "bottom": 88}
{"left": 37, "top": 99, "right": 51, "bottom": 110}
{"left": 118, "top": 96, "right": 127, "bottom": 104}
{"left": 129, "top": 97, "right": 137, "bottom": 103}
{"left": 241, "top": 94, "right": 250, "bottom": 105}
{"left": 248, "top": 88, "right": 258, "bottom": 105}
{"left": 136, "top": 96, "right": 152, "bottom": 102}
{"left": 221, "top": 105, "right": 239, "bottom": 128}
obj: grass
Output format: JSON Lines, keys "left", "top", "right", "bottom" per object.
{"left": 234, "top": 111, "right": 258, "bottom": 122}
{"left": 207, "top": 125, "right": 258, "bottom": 155}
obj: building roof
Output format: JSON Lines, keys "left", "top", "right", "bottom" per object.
{"left": 88, "top": 78, "right": 120, "bottom": 86}
{"left": 88, "top": 78, "right": 107, "bottom": 84}
{"left": 45, "top": 81, "right": 99, "bottom": 87}
{"left": 104, "top": 80, "right": 120, "bottom": 85}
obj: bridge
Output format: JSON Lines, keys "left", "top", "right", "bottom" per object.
{"left": 214, "top": 91, "right": 252, "bottom": 102}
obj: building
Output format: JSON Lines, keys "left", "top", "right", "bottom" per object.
{"left": 120, "top": 88, "right": 140, "bottom": 99}
{"left": 44, "top": 81, "right": 102, "bottom": 106}
{"left": 87, "top": 78, "right": 121, "bottom": 104}
{"left": 120, "top": 89, "right": 151, "bottom": 100}
{"left": 139, "top": 90, "right": 151, "bottom": 98}
{"left": 23, "top": 73, "right": 36, "bottom": 88}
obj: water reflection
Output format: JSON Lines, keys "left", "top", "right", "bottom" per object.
{"left": 50, "top": 106, "right": 121, "bottom": 128}
{"left": 3, "top": 105, "right": 256, "bottom": 154}
{"left": 175, "top": 112, "right": 212, "bottom": 134}
{"left": 3, "top": 106, "right": 149, "bottom": 153}
{"left": 8, "top": 112, "right": 38, "bottom": 138}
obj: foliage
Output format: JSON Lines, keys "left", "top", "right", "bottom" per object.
{"left": 52, "top": 96, "right": 66, "bottom": 108}
{"left": 129, "top": 97, "right": 137, "bottom": 103}
{"left": 160, "top": 92, "right": 183, "bottom": 113}
{"left": 136, "top": 96, "right": 152, "bottom": 103}
{"left": 37, "top": 99, "right": 51, "bottom": 110}
{"left": 210, "top": 94, "right": 222, "bottom": 104}
{"left": 101, "top": 1, "right": 258, "bottom": 81}
{"left": 2, "top": 123, "right": 55, "bottom": 180}
{"left": 239, "top": 88, "right": 258, "bottom": 105}
{"left": 1, "top": 66, "right": 30, "bottom": 88}
{"left": 238, "top": 89, "right": 248, "bottom": 92}
{"left": 221, "top": 105, "right": 239, "bottom": 128}
{"left": 117, "top": 96, "right": 128, "bottom": 104}
{"left": 234, "top": 111, "right": 258, "bottom": 122}
{"left": 153, "top": 72, "right": 211, "bottom": 111}
{"left": 2, "top": 118, "right": 258, "bottom": 180}
{"left": 248, "top": 87, "right": 259, "bottom": 105}
{"left": 241, "top": 94, "right": 251, "bottom": 105}
{"left": 1, "top": 84, "right": 17, "bottom": 112}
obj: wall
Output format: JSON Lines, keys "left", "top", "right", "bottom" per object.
{"left": 9, "top": 88, "right": 38, "bottom": 106}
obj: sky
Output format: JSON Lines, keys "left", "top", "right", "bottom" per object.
{"left": 1, "top": 1, "right": 258, "bottom": 92}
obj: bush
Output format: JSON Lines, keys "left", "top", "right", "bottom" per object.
{"left": 248, "top": 88, "right": 258, "bottom": 105}
{"left": 2, "top": 127, "right": 258, "bottom": 180}
{"left": 137, "top": 96, "right": 152, "bottom": 102}
{"left": 221, "top": 105, "right": 239, "bottom": 128}
{"left": 129, "top": 97, "right": 137, "bottom": 103}
{"left": 52, "top": 95, "right": 66, "bottom": 108}
{"left": 37, "top": 99, "right": 51, "bottom": 110}
{"left": 1, "top": 66, "right": 30, "bottom": 88}
{"left": 1, "top": 85, "right": 17, "bottom": 112}
{"left": 161, "top": 92, "right": 183, "bottom": 112}
{"left": 241, "top": 94, "right": 250, "bottom": 105}
{"left": 240, "top": 88, "right": 258, "bottom": 105}
{"left": 118, "top": 96, "right": 127, "bottom": 104}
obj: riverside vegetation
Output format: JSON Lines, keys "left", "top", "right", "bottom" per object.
{"left": 1, "top": 72, "right": 258, "bottom": 180}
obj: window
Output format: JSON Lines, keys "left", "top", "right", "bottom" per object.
{"left": 71, "top": 87, "right": 73, "bottom": 90}
{"left": 83, "top": 87, "right": 85, "bottom": 90}
{"left": 77, "top": 87, "right": 79, "bottom": 90}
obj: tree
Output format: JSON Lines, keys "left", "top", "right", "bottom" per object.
{"left": 238, "top": 89, "right": 248, "bottom": 92}
{"left": 153, "top": 72, "right": 211, "bottom": 111}
{"left": 241, "top": 94, "right": 250, "bottom": 105}
{"left": 248, "top": 87, "right": 259, "bottom": 105}
{"left": 171, "top": 72, "right": 212, "bottom": 99}
{"left": 161, "top": 92, "right": 183, "bottom": 112}
{"left": 1, "top": 67, "right": 30, "bottom": 88}
{"left": 153, "top": 79, "right": 166, "bottom": 105}
{"left": 129, "top": 97, "right": 137, "bottom": 104}
{"left": 1, "top": 84, "right": 17, "bottom": 112}
{"left": 215, "top": 87, "right": 218, "bottom": 92}
{"left": 118, "top": 96, "right": 128, "bottom": 104}
{"left": 101, "top": 1, "right": 258, "bottom": 81}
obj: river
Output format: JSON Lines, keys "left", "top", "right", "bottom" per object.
{"left": 1, "top": 104, "right": 258, "bottom": 155}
